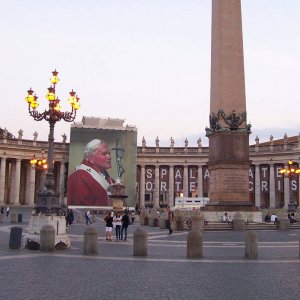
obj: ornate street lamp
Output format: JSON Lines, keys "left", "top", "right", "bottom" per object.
{"left": 280, "top": 160, "right": 300, "bottom": 212}
{"left": 30, "top": 151, "right": 48, "bottom": 170}
{"left": 25, "top": 69, "right": 80, "bottom": 214}
{"left": 30, "top": 151, "right": 48, "bottom": 190}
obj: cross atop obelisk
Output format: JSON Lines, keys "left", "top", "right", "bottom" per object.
{"left": 204, "top": 0, "right": 253, "bottom": 209}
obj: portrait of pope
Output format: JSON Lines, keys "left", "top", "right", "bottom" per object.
{"left": 67, "top": 139, "right": 114, "bottom": 206}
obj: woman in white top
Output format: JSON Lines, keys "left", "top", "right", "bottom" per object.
{"left": 113, "top": 212, "right": 122, "bottom": 240}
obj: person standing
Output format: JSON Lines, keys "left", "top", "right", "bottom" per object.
{"left": 66, "top": 209, "right": 74, "bottom": 227}
{"left": 121, "top": 211, "right": 130, "bottom": 241}
{"left": 166, "top": 206, "right": 173, "bottom": 235}
{"left": 113, "top": 212, "right": 122, "bottom": 240}
{"left": 130, "top": 211, "right": 135, "bottom": 224}
{"left": 85, "top": 209, "right": 92, "bottom": 225}
{"left": 104, "top": 211, "right": 113, "bottom": 241}
{"left": 270, "top": 213, "right": 278, "bottom": 224}
{"left": 6, "top": 206, "right": 10, "bottom": 217}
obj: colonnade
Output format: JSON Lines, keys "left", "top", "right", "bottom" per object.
{"left": 137, "top": 162, "right": 300, "bottom": 210}
{"left": 0, "top": 156, "right": 67, "bottom": 206}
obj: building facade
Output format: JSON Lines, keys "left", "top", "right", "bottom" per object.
{"left": 0, "top": 129, "right": 299, "bottom": 210}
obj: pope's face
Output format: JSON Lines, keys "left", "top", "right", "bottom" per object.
{"left": 89, "top": 143, "right": 112, "bottom": 171}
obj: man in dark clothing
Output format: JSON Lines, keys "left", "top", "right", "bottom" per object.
{"left": 121, "top": 211, "right": 130, "bottom": 240}
{"left": 166, "top": 206, "right": 173, "bottom": 235}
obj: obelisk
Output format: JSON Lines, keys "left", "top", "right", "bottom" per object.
{"left": 205, "top": 0, "right": 253, "bottom": 208}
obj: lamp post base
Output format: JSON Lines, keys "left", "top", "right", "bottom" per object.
{"left": 35, "top": 189, "right": 63, "bottom": 215}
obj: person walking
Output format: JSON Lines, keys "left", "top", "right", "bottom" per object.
{"left": 130, "top": 211, "right": 135, "bottom": 224}
{"left": 6, "top": 206, "right": 10, "bottom": 217}
{"left": 85, "top": 209, "right": 92, "bottom": 225}
{"left": 166, "top": 206, "right": 173, "bottom": 235}
{"left": 104, "top": 211, "right": 113, "bottom": 241}
{"left": 66, "top": 209, "right": 74, "bottom": 227}
{"left": 121, "top": 211, "right": 130, "bottom": 241}
{"left": 113, "top": 212, "right": 122, "bottom": 240}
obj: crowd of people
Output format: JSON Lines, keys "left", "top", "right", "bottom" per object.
{"left": 264, "top": 212, "right": 297, "bottom": 224}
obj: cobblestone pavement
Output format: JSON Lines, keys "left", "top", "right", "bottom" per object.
{"left": 0, "top": 207, "right": 300, "bottom": 300}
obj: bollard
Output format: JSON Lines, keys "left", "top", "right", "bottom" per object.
{"left": 278, "top": 219, "right": 290, "bottom": 231}
{"left": 148, "top": 216, "right": 158, "bottom": 227}
{"left": 245, "top": 231, "right": 258, "bottom": 259}
{"left": 173, "top": 210, "right": 184, "bottom": 231}
{"left": 40, "top": 225, "right": 55, "bottom": 252}
{"left": 91, "top": 214, "right": 96, "bottom": 223}
{"left": 187, "top": 230, "right": 203, "bottom": 259}
{"left": 233, "top": 212, "right": 245, "bottom": 231}
{"left": 191, "top": 211, "right": 205, "bottom": 232}
{"left": 77, "top": 213, "right": 83, "bottom": 223}
{"left": 133, "top": 227, "right": 148, "bottom": 257}
{"left": 139, "top": 209, "right": 149, "bottom": 226}
{"left": 10, "top": 212, "right": 17, "bottom": 223}
{"left": 83, "top": 226, "right": 98, "bottom": 255}
{"left": 9, "top": 227, "right": 23, "bottom": 249}
{"left": 158, "top": 217, "right": 168, "bottom": 229}
{"left": 143, "top": 216, "right": 149, "bottom": 226}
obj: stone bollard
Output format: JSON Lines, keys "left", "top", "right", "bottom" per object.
{"left": 148, "top": 209, "right": 159, "bottom": 227}
{"left": 139, "top": 209, "right": 149, "bottom": 226}
{"left": 83, "top": 226, "right": 98, "bottom": 255}
{"left": 173, "top": 210, "right": 184, "bottom": 231}
{"left": 278, "top": 219, "right": 290, "bottom": 231}
{"left": 77, "top": 213, "right": 83, "bottom": 223}
{"left": 245, "top": 231, "right": 258, "bottom": 259}
{"left": 191, "top": 211, "right": 205, "bottom": 232}
{"left": 133, "top": 227, "right": 148, "bottom": 257}
{"left": 158, "top": 217, "right": 168, "bottom": 229}
{"left": 233, "top": 212, "right": 245, "bottom": 231}
{"left": 148, "top": 217, "right": 154, "bottom": 226}
{"left": 10, "top": 212, "right": 17, "bottom": 223}
{"left": 187, "top": 230, "right": 203, "bottom": 259}
{"left": 91, "top": 214, "right": 96, "bottom": 223}
{"left": 9, "top": 227, "right": 23, "bottom": 249}
{"left": 40, "top": 225, "right": 55, "bottom": 252}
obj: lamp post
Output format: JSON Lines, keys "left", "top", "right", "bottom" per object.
{"left": 280, "top": 160, "right": 300, "bottom": 212}
{"left": 30, "top": 150, "right": 48, "bottom": 190}
{"left": 25, "top": 70, "right": 80, "bottom": 214}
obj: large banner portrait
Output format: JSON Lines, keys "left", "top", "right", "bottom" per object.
{"left": 67, "top": 125, "right": 137, "bottom": 208}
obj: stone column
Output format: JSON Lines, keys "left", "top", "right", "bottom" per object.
{"left": 197, "top": 165, "right": 203, "bottom": 198}
{"left": 25, "top": 162, "right": 36, "bottom": 206}
{"left": 269, "top": 164, "right": 275, "bottom": 208}
{"left": 9, "top": 161, "right": 16, "bottom": 204}
{"left": 0, "top": 157, "right": 6, "bottom": 204}
{"left": 140, "top": 165, "right": 145, "bottom": 208}
{"left": 13, "top": 159, "right": 21, "bottom": 205}
{"left": 183, "top": 165, "right": 189, "bottom": 197}
{"left": 59, "top": 162, "right": 66, "bottom": 206}
{"left": 168, "top": 165, "right": 174, "bottom": 207}
{"left": 153, "top": 164, "right": 160, "bottom": 208}
{"left": 283, "top": 164, "right": 289, "bottom": 209}
{"left": 255, "top": 164, "right": 261, "bottom": 208}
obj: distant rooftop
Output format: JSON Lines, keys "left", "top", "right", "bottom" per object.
{"left": 71, "top": 116, "right": 137, "bottom": 131}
